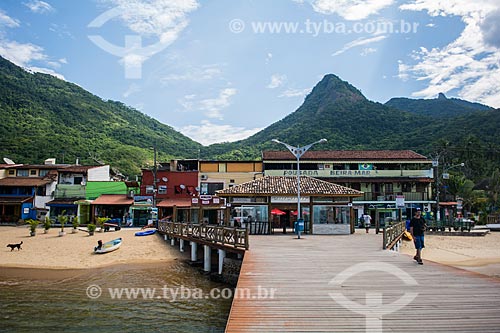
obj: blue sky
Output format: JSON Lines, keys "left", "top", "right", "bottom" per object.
{"left": 1, "top": 0, "right": 499, "bottom": 145}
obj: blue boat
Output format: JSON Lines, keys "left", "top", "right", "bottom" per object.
{"left": 135, "top": 229, "right": 156, "bottom": 236}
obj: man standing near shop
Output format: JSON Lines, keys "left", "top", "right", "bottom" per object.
{"left": 410, "top": 208, "right": 426, "bottom": 265}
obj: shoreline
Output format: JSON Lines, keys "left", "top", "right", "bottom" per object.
{"left": 400, "top": 231, "right": 500, "bottom": 279}
{"left": 1, "top": 226, "right": 185, "bottom": 272}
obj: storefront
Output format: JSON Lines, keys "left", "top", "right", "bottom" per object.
{"left": 92, "top": 194, "right": 134, "bottom": 225}
{"left": 216, "top": 176, "right": 363, "bottom": 235}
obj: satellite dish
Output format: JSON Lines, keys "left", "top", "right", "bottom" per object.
{"left": 162, "top": 177, "right": 168, "bottom": 182}
{"left": 180, "top": 184, "right": 186, "bottom": 189}
{"left": 3, "top": 157, "right": 15, "bottom": 164}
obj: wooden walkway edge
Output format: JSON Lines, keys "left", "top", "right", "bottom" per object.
{"left": 225, "top": 233, "right": 500, "bottom": 332}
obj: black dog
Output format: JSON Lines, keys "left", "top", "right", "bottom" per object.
{"left": 6, "top": 241, "right": 23, "bottom": 251}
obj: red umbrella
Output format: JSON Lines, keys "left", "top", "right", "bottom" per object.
{"left": 271, "top": 208, "right": 286, "bottom": 215}
{"left": 291, "top": 210, "right": 309, "bottom": 216}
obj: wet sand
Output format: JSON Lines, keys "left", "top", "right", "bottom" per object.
{"left": 400, "top": 231, "right": 500, "bottom": 278}
{"left": 0, "top": 226, "right": 181, "bottom": 272}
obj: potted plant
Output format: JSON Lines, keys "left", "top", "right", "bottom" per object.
{"left": 43, "top": 216, "right": 52, "bottom": 234}
{"left": 87, "top": 223, "right": 96, "bottom": 236}
{"left": 71, "top": 216, "right": 80, "bottom": 233}
{"left": 96, "top": 217, "right": 110, "bottom": 233}
{"left": 58, "top": 210, "right": 68, "bottom": 237}
{"left": 26, "top": 219, "right": 39, "bottom": 236}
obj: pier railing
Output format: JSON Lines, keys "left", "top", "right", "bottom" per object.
{"left": 158, "top": 221, "right": 249, "bottom": 250}
{"left": 383, "top": 221, "right": 406, "bottom": 250}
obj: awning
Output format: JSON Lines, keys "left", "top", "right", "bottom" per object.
{"left": 0, "top": 196, "right": 32, "bottom": 204}
{"left": 92, "top": 194, "right": 134, "bottom": 205}
{"left": 156, "top": 198, "right": 192, "bottom": 208}
{"left": 46, "top": 199, "right": 78, "bottom": 207}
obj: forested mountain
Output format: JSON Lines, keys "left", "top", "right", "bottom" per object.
{"left": 204, "top": 75, "right": 500, "bottom": 182}
{"left": 385, "top": 92, "right": 493, "bottom": 118}
{"left": 0, "top": 56, "right": 202, "bottom": 176}
{"left": 1, "top": 56, "right": 499, "bottom": 182}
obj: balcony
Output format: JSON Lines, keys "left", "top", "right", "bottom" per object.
{"left": 54, "top": 184, "right": 86, "bottom": 199}
{"left": 353, "top": 192, "right": 429, "bottom": 202}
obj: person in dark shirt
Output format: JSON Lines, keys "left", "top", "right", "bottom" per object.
{"left": 410, "top": 209, "right": 426, "bottom": 265}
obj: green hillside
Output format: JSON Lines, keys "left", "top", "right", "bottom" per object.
{"left": 385, "top": 93, "right": 493, "bottom": 118}
{"left": 1, "top": 56, "right": 500, "bottom": 183}
{"left": 0, "top": 56, "right": 202, "bottom": 176}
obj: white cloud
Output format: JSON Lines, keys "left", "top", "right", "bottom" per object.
{"left": 399, "top": 0, "right": 500, "bottom": 107}
{"left": 267, "top": 74, "right": 286, "bottom": 89}
{"left": 24, "top": 1, "right": 55, "bottom": 14}
{"left": 0, "top": 40, "right": 46, "bottom": 66}
{"left": 123, "top": 83, "right": 141, "bottom": 98}
{"left": 481, "top": 9, "right": 500, "bottom": 48}
{"left": 161, "top": 65, "right": 222, "bottom": 82}
{"left": 332, "top": 35, "right": 387, "bottom": 56}
{"left": 311, "top": 0, "right": 395, "bottom": 20}
{"left": 103, "top": 0, "right": 198, "bottom": 41}
{"left": 278, "top": 88, "right": 310, "bottom": 98}
{"left": 27, "top": 66, "right": 65, "bottom": 80}
{"left": 179, "top": 88, "right": 237, "bottom": 120}
{"left": 0, "top": 10, "right": 20, "bottom": 28}
{"left": 179, "top": 120, "right": 262, "bottom": 145}
{"left": 360, "top": 47, "right": 377, "bottom": 56}
{"left": 199, "top": 88, "right": 237, "bottom": 120}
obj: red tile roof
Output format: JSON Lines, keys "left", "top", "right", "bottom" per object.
{"left": 92, "top": 194, "right": 134, "bottom": 205}
{"left": 0, "top": 177, "right": 53, "bottom": 187}
{"left": 263, "top": 150, "right": 429, "bottom": 161}
{"left": 216, "top": 176, "right": 363, "bottom": 197}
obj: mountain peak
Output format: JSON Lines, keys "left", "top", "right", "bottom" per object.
{"left": 305, "top": 74, "right": 367, "bottom": 106}
{"left": 437, "top": 92, "right": 447, "bottom": 100}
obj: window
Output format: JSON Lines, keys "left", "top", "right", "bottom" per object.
{"left": 74, "top": 177, "right": 83, "bottom": 185}
{"left": 158, "top": 185, "right": 167, "bottom": 194}
{"left": 30, "top": 170, "right": 37, "bottom": 175}
{"left": 145, "top": 186, "right": 154, "bottom": 194}
{"left": 17, "top": 170, "right": 28, "bottom": 177}
{"left": 200, "top": 182, "right": 224, "bottom": 195}
{"left": 8, "top": 170, "right": 14, "bottom": 175}
{"left": 39, "top": 169, "right": 49, "bottom": 177}
{"left": 313, "top": 206, "right": 350, "bottom": 224}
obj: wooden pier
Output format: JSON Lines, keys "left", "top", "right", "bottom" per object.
{"left": 225, "top": 233, "right": 500, "bottom": 332}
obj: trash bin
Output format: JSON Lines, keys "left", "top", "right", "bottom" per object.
{"left": 294, "top": 219, "right": 304, "bottom": 234}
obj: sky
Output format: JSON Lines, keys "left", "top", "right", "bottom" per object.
{"left": 1, "top": 0, "right": 499, "bottom": 146}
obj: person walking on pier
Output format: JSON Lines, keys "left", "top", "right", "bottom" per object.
{"left": 410, "top": 208, "right": 426, "bottom": 265}
{"left": 363, "top": 213, "right": 372, "bottom": 233}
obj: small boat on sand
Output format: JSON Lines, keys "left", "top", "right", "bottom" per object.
{"left": 94, "top": 238, "right": 122, "bottom": 254}
{"left": 135, "top": 229, "right": 156, "bottom": 236}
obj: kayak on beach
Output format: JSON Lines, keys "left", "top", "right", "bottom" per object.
{"left": 94, "top": 238, "right": 122, "bottom": 254}
{"left": 135, "top": 229, "right": 156, "bottom": 236}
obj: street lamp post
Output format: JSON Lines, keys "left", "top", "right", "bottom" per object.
{"left": 272, "top": 138, "right": 327, "bottom": 239}
{"left": 434, "top": 158, "right": 464, "bottom": 222}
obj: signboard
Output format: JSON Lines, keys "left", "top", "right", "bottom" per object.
{"left": 271, "top": 196, "right": 310, "bottom": 203}
{"left": 396, "top": 195, "right": 405, "bottom": 208}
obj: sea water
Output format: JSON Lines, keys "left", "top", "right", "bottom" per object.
{"left": 0, "top": 261, "right": 231, "bottom": 332}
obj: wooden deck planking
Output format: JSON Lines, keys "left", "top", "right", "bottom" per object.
{"left": 225, "top": 233, "right": 500, "bottom": 332}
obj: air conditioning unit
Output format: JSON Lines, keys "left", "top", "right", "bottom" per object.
{"left": 423, "top": 203, "right": 431, "bottom": 212}
{"left": 201, "top": 174, "right": 208, "bottom": 180}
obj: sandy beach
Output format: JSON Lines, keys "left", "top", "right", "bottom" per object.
{"left": 0, "top": 226, "right": 181, "bottom": 270}
{"left": 400, "top": 231, "right": 500, "bottom": 278}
